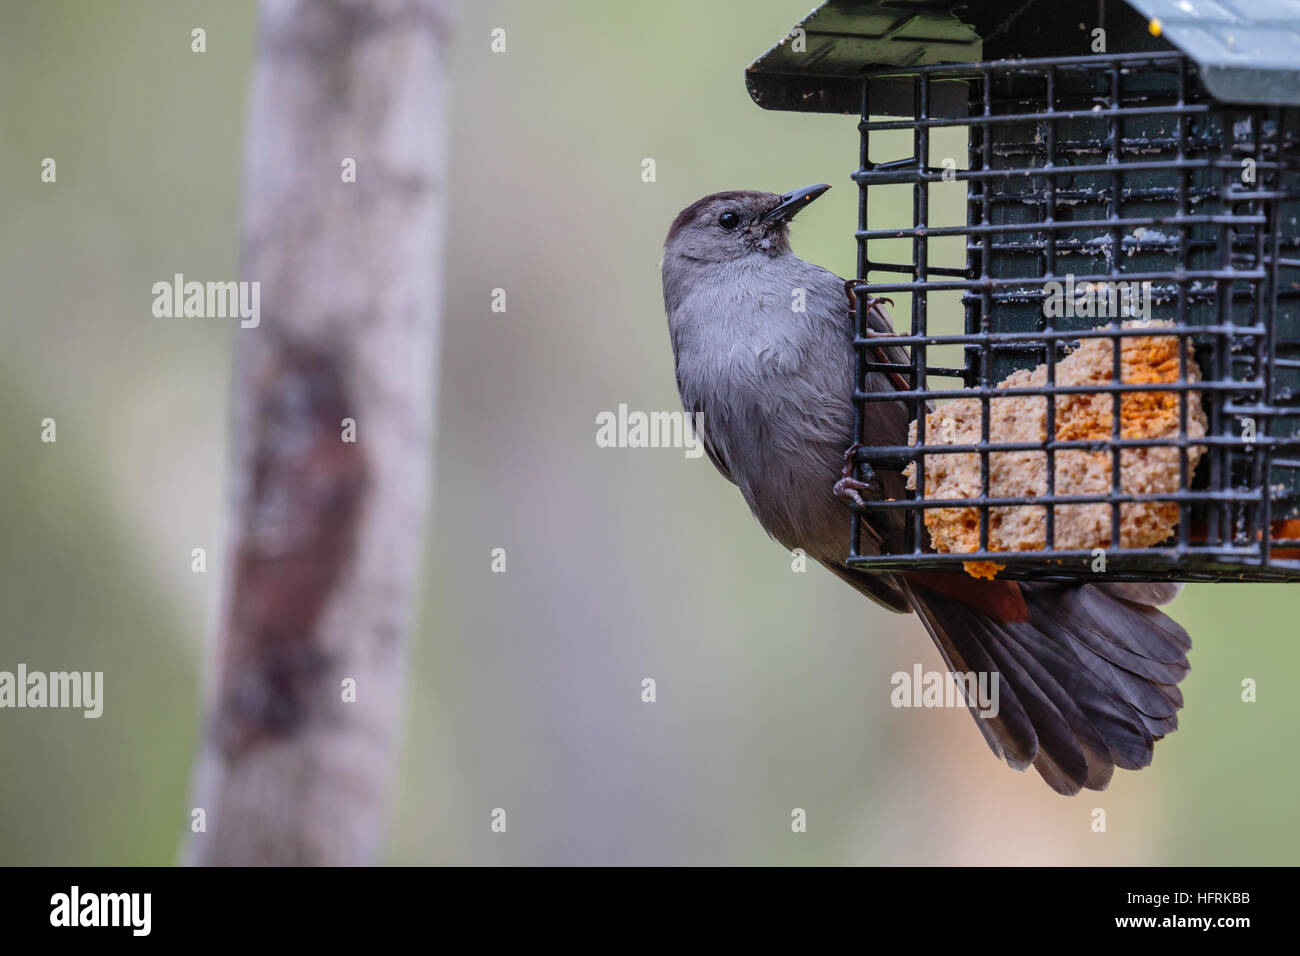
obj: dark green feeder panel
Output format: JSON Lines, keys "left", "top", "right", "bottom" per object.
{"left": 748, "top": 0, "right": 1300, "bottom": 582}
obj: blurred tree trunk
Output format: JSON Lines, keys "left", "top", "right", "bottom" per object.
{"left": 185, "top": 0, "right": 453, "bottom": 865}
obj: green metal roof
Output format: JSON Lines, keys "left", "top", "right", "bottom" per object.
{"left": 1126, "top": 0, "right": 1300, "bottom": 105}
{"left": 746, "top": 0, "right": 1300, "bottom": 115}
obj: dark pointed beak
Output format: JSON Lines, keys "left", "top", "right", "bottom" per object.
{"left": 759, "top": 183, "right": 831, "bottom": 223}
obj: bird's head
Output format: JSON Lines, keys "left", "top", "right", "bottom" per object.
{"left": 663, "top": 184, "right": 830, "bottom": 263}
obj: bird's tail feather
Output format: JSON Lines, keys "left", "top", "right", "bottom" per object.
{"left": 902, "top": 577, "right": 1191, "bottom": 795}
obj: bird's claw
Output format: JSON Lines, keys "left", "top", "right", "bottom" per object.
{"left": 839, "top": 441, "right": 863, "bottom": 478}
{"left": 834, "top": 442, "right": 882, "bottom": 507}
{"left": 842, "top": 280, "right": 895, "bottom": 315}
{"left": 834, "top": 476, "right": 877, "bottom": 508}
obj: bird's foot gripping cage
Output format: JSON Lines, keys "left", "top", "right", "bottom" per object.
{"left": 847, "top": 50, "right": 1300, "bottom": 583}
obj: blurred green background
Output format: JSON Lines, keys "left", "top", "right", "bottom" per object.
{"left": 0, "top": 0, "right": 1295, "bottom": 865}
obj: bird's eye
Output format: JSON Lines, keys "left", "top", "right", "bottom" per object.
{"left": 718, "top": 211, "right": 741, "bottom": 230}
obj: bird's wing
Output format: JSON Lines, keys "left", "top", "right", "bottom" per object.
{"left": 823, "top": 562, "right": 910, "bottom": 614}
{"left": 862, "top": 298, "right": 913, "bottom": 370}
{"left": 679, "top": 394, "right": 734, "bottom": 485}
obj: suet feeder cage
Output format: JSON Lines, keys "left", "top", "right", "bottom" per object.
{"left": 748, "top": 0, "right": 1300, "bottom": 582}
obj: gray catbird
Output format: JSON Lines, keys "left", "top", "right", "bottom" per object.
{"left": 661, "top": 185, "right": 1190, "bottom": 794}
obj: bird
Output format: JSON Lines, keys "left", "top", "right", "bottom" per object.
{"left": 661, "top": 184, "right": 1191, "bottom": 795}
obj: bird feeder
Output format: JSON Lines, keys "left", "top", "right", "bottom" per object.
{"left": 748, "top": 0, "right": 1300, "bottom": 582}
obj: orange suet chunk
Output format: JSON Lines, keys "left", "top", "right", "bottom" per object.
{"left": 905, "top": 322, "right": 1207, "bottom": 577}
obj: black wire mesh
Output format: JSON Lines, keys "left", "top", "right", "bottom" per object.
{"left": 846, "top": 50, "right": 1300, "bottom": 582}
